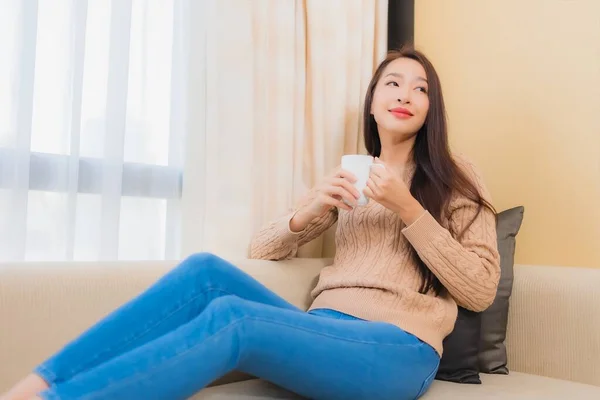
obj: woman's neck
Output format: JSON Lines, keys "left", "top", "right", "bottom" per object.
{"left": 378, "top": 132, "right": 416, "bottom": 169}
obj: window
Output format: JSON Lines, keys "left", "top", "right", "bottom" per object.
{"left": 0, "top": 0, "right": 189, "bottom": 261}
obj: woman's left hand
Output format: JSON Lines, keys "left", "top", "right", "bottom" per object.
{"left": 363, "top": 158, "right": 426, "bottom": 226}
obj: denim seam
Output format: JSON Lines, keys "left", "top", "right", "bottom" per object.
{"left": 73, "top": 314, "right": 426, "bottom": 399}
{"left": 61, "top": 286, "right": 233, "bottom": 381}
{"left": 249, "top": 316, "right": 426, "bottom": 347}
{"left": 414, "top": 357, "right": 440, "bottom": 399}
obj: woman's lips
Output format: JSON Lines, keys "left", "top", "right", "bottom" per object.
{"left": 389, "top": 107, "right": 413, "bottom": 119}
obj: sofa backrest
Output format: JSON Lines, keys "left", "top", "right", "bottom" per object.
{"left": 0, "top": 257, "right": 328, "bottom": 391}
{"left": 506, "top": 264, "right": 600, "bottom": 386}
{"left": 1, "top": 258, "right": 598, "bottom": 391}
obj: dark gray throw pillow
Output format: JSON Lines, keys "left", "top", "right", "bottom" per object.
{"left": 436, "top": 307, "right": 483, "bottom": 384}
{"left": 479, "top": 206, "right": 525, "bottom": 374}
{"left": 435, "top": 206, "right": 525, "bottom": 384}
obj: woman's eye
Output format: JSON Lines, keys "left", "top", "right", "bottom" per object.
{"left": 386, "top": 81, "right": 399, "bottom": 87}
{"left": 416, "top": 86, "right": 428, "bottom": 93}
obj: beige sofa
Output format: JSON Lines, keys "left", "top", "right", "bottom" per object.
{"left": 1, "top": 257, "right": 599, "bottom": 399}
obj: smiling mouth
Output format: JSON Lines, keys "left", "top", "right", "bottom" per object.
{"left": 390, "top": 110, "right": 413, "bottom": 119}
{"left": 389, "top": 107, "right": 413, "bottom": 118}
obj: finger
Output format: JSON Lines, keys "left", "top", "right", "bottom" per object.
{"left": 366, "top": 179, "right": 379, "bottom": 198}
{"left": 324, "top": 186, "right": 357, "bottom": 206}
{"left": 373, "top": 157, "right": 386, "bottom": 166}
{"left": 369, "top": 170, "right": 383, "bottom": 186}
{"left": 323, "top": 193, "right": 353, "bottom": 211}
{"left": 369, "top": 163, "right": 386, "bottom": 179}
{"left": 362, "top": 185, "right": 373, "bottom": 200}
{"left": 331, "top": 178, "right": 361, "bottom": 199}
{"left": 336, "top": 168, "right": 358, "bottom": 183}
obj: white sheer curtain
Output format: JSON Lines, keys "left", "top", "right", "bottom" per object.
{"left": 0, "top": 0, "right": 190, "bottom": 262}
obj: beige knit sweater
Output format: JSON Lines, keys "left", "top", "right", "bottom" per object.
{"left": 249, "top": 156, "right": 500, "bottom": 356}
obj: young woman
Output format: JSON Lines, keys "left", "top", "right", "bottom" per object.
{"left": 2, "top": 46, "right": 499, "bottom": 400}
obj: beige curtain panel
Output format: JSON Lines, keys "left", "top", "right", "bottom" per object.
{"left": 181, "top": 0, "right": 388, "bottom": 259}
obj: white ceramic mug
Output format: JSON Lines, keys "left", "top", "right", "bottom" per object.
{"left": 341, "top": 155, "right": 374, "bottom": 206}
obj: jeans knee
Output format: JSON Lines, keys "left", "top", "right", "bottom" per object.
{"left": 184, "top": 251, "right": 221, "bottom": 266}
{"left": 206, "top": 295, "right": 249, "bottom": 321}
{"left": 180, "top": 252, "right": 235, "bottom": 279}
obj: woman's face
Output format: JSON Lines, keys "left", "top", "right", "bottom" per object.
{"left": 370, "top": 57, "right": 429, "bottom": 138}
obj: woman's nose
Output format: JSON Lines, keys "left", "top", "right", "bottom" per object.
{"left": 397, "top": 87, "right": 411, "bottom": 104}
{"left": 397, "top": 95, "right": 410, "bottom": 104}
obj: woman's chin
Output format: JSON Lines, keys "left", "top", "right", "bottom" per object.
{"left": 378, "top": 125, "right": 419, "bottom": 141}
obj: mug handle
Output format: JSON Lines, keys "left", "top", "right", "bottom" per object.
{"left": 369, "top": 163, "right": 386, "bottom": 171}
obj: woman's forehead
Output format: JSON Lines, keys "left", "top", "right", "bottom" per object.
{"left": 381, "top": 58, "right": 427, "bottom": 81}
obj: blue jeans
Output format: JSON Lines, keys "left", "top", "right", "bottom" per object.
{"left": 35, "top": 253, "right": 439, "bottom": 400}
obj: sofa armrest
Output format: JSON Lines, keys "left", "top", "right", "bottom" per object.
{"left": 0, "top": 257, "right": 330, "bottom": 392}
{"left": 506, "top": 264, "right": 600, "bottom": 386}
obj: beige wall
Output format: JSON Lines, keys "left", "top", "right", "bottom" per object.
{"left": 415, "top": 0, "right": 600, "bottom": 268}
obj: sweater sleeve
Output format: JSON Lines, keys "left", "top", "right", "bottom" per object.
{"left": 401, "top": 158, "right": 500, "bottom": 312}
{"left": 248, "top": 187, "right": 338, "bottom": 261}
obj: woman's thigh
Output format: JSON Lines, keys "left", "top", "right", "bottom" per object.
{"left": 39, "top": 298, "right": 438, "bottom": 400}
{"left": 234, "top": 302, "right": 440, "bottom": 400}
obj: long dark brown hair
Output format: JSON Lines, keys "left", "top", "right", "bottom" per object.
{"left": 363, "top": 45, "right": 496, "bottom": 296}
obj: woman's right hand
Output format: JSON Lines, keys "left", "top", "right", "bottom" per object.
{"left": 307, "top": 167, "right": 361, "bottom": 216}
{"left": 290, "top": 168, "right": 360, "bottom": 232}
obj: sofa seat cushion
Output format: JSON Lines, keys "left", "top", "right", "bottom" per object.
{"left": 423, "top": 372, "right": 600, "bottom": 399}
{"left": 191, "top": 379, "right": 301, "bottom": 399}
{"left": 192, "top": 372, "right": 600, "bottom": 399}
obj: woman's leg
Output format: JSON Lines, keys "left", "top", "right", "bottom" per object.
{"left": 0, "top": 375, "right": 48, "bottom": 400}
{"left": 38, "top": 297, "right": 440, "bottom": 400}
{"left": 4, "top": 252, "right": 300, "bottom": 399}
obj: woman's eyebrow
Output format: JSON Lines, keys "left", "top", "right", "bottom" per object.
{"left": 384, "top": 72, "right": 428, "bottom": 83}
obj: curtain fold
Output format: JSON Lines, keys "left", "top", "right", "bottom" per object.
{"left": 181, "top": 0, "right": 388, "bottom": 258}
{"left": 1, "top": 0, "right": 387, "bottom": 262}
